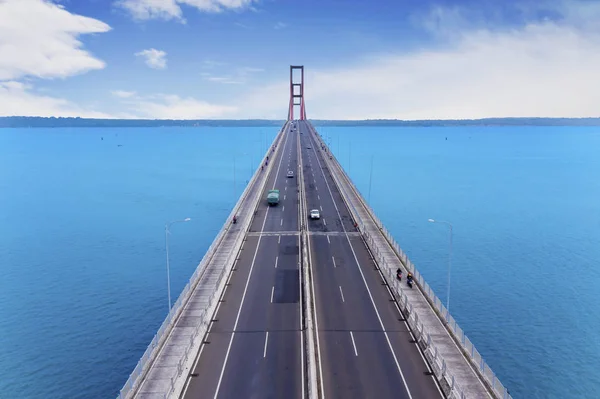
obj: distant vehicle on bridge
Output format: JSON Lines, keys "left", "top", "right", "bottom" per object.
{"left": 310, "top": 209, "right": 320, "bottom": 219}
{"left": 287, "top": 170, "right": 294, "bottom": 178}
{"left": 267, "top": 189, "right": 280, "bottom": 205}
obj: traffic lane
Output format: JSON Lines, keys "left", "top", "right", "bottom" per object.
{"left": 183, "top": 331, "right": 232, "bottom": 398}
{"left": 309, "top": 235, "right": 346, "bottom": 330}
{"left": 346, "top": 235, "right": 442, "bottom": 397}
{"left": 249, "top": 129, "right": 293, "bottom": 232}
{"left": 304, "top": 187, "right": 330, "bottom": 233}
{"left": 263, "top": 182, "right": 298, "bottom": 232}
{"left": 317, "top": 331, "right": 364, "bottom": 399}
{"left": 265, "top": 331, "right": 303, "bottom": 399}
{"left": 325, "top": 235, "right": 439, "bottom": 396}
{"left": 212, "top": 331, "right": 267, "bottom": 399}
{"left": 305, "top": 132, "right": 356, "bottom": 232}
{"left": 304, "top": 166, "right": 347, "bottom": 235}
{"left": 183, "top": 235, "right": 267, "bottom": 395}
{"left": 313, "top": 198, "right": 440, "bottom": 396}
{"left": 319, "top": 235, "right": 383, "bottom": 331}
{"left": 280, "top": 177, "right": 299, "bottom": 232}
{"left": 234, "top": 236, "right": 300, "bottom": 332}
{"left": 301, "top": 152, "right": 329, "bottom": 232}
{"left": 208, "top": 235, "right": 263, "bottom": 333}
{"left": 248, "top": 175, "right": 284, "bottom": 232}
{"left": 311, "top": 158, "right": 356, "bottom": 232}
{"left": 347, "top": 331, "right": 412, "bottom": 399}
{"left": 264, "top": 148, "right": 298, "bottom": 232}
{"left": 310, "top": 235, "right": 412, "bottom": 399}
{"left": 317, "top": 330, "right": 411, "bottom": 399}
{"left": 217, "top": 331, "right": 303, "bottom": 399}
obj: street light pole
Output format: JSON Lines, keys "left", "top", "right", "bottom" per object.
{"left": 165, "top": 217, "right": 191, "bottom": 312}
{"left": 233, "top": 155, "right": 236, "bottom": 201}
{"left": 349, "top": 141, "right": 351, "bottom": 174}
{"left": 428, "top": 218, "right": 453, "bottom": 314}
{"left": 368, "top": 154, "right": 374, "bottom": 203}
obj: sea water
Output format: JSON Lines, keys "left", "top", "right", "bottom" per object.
{"left": 1, "top": 125, "right": 599, "bottom": 398}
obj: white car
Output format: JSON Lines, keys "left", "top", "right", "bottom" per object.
{"left": 287, "top": 170, "right": 294, "bottom": 178}
{"left": 310, "top": 209, "right": 320, "bottom": 219}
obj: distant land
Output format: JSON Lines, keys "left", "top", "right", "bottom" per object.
{"left": 2, "top": 116, "right": 600, "bottom": 128}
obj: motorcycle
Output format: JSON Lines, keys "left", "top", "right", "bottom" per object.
{"left": 233, "top": 216, "right": 237, "bottom": 224}
{"left": 407, "top": 277, "right": 413, "bottom": 288}
{"left": 396, "top": 270, "right": 402, "bottom": 281}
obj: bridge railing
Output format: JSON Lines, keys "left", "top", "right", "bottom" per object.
{"left": 117, "top": 124, "right": 287, "bottom": 399}
{"left": 310, "top": 124, "right": 511, "bottom": 399}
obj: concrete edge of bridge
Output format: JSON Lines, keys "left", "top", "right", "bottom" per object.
{"left": 119, "top": 123, "right": 289, "bottom": 399}
{"left": 307, "top": 122, "right": 509, "bottom": 399}
{"left": 297, "top": 122, "right": 320, "bottom": 399}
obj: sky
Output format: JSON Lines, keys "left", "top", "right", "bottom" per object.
{"left": 1, "top": 0, "right": 600, "bottom": 120}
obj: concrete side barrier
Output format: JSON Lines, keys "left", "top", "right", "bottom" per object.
{"left": 308, "top": 123, "right": 511, "bottom": 399}
{"left": 297, "top": 125, "right": 319, "bottom": 399}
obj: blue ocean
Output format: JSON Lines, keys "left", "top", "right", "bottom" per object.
{"left": 1, "top": 125, "right": 599, "bottom": 399}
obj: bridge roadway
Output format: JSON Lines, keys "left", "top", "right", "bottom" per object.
{"left": 179, "top": 121, "right": 442, "bottom": 398}
{"left": 181, "top": 122, "right": 303, "bottom": 398}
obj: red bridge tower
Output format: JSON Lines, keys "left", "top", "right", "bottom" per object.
{"left": 288, "top": 65, "right": 306, "bottom": 121}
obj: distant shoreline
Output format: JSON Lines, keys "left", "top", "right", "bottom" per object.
{"left": 2, "top": 116, "right": 600, "bottom": 128}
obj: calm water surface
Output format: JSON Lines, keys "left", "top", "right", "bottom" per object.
{"left": 1, "top": 125, "right": 599, "bottom": 399}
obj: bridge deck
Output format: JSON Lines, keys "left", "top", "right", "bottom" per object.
{"left": 174, "top": 121, "right": 442, "bottom": 399}
{"left": 126, "top": 119, "right": 499, "bottom": 399}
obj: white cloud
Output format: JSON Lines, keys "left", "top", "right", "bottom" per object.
{"left": 0, "top": 0, "right": 111, "bottom": 81}
{"left": 202, "top": 59, "right": 227, "bottom": 68}
{"left": 205, "top": 76, "right": 242, "bottom": 84}
{"left": 111, "top": 90, "right": 137, "bottom": 98}
{"left": 117, "top": 93, "right": 237, "bottom": 118}
{"left": 201, "top": 66, "right": 262, "bottom": 85}
{"left": 238, "top": 67, "right": 264, "bottom": 74}
{"left": 232, "top": 1, "right": 600, "bottom": 120}
{"left": 0, "top": 81, "right": 115, "bottom": 118}
{"left": 135, "top": 48, "right": 167, "bottom": 69}
{"left": 274, "top": 22, "right": 287, "bottom": 29}
{"left": 116, "top": 0, "right": 257, "bottom": 22}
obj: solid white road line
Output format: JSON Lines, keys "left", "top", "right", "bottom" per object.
{"left": 350, "top": 331, "right": 358, "bottom": 356}
{"left": 263, "top": 331, "right": 269, "bottom": 358}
